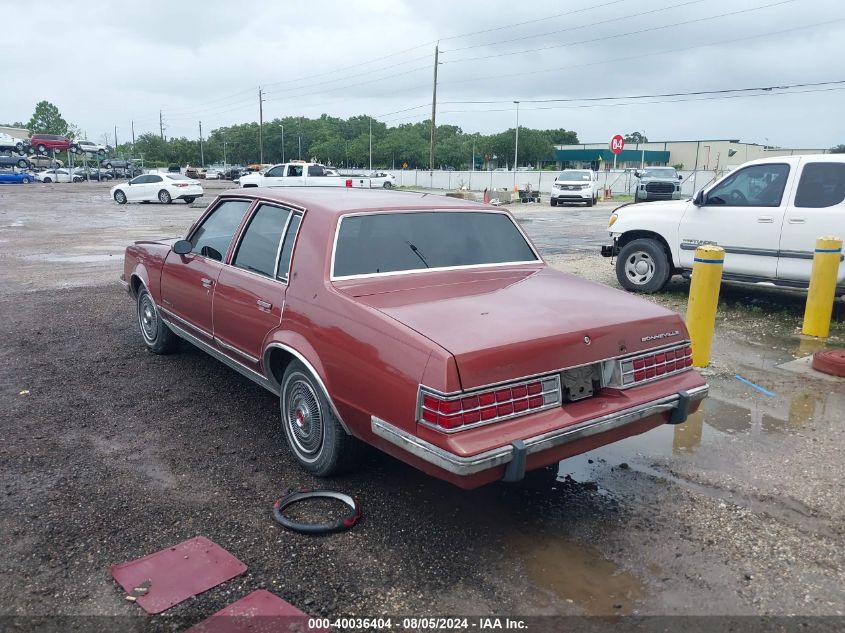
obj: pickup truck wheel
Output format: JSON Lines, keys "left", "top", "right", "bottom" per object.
{"left": 550, "top": 198, "right": 558, "bottom": 207}
{"left": 383, "top": 182, "right": 393, "bottom": 189}
{"left": 137, "top": 288, "right": 178, "bottom": 354}
{"left": 114, "top": 190, "right": 127, "bottom": 204}
{"left": 281, "top": 361, "right": 360, "bottom": 477}
{"left": 616, "top": 238, "right": 671, "bottom": 293}
{"left": 158, "top": 189, "right": 172, "bottom": 204}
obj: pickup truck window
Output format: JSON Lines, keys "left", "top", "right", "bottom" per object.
{"left": 233, "top": 204, "right": 291, "bottom": 277}
{"left": 705, "top": 164, "right": 789, "bottom": 207}
{"left": 265, "top": 166, "right": 284, "bottom": 178}
{"left": 190, "top": 200, "right": 252, "bottom": 261}
{"left": 287, "top": 165, "right": 303, "bottom": 177}
{"left": 333, "top": 211, "right": 538, "bottom": 278}
{"left": 308, "top": 165, "right": 326, "bottom": 177}
{"left": 795, "top": 163, "right": 845, "bottom": 208}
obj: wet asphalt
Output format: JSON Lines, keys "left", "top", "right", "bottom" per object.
{"left": 0, "top": 182, "right": 843, "bottom": 630}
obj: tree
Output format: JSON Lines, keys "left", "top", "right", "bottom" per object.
{"left": 831, "top": 144, "right": 845, "bottom": 154}
{"left": 26, "top": 101, "right": 73, "bottom": 137}
{"left": 624, "top": 131, "right": 648, "bottom": 144}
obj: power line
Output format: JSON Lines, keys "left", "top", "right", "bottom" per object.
{"left": 441, "top": 0, "right": 799, "bottom": 64}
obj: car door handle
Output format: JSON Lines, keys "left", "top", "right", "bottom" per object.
{"left": 256, "top": 299, "right": 272, "bottom": 311}
{"left": 787, "top": 218, "right": 806, "bottom": 224}
{"left": 757, "top": 216, "right": 774, "bottom": 223}
{"left": 201, "top": 277, "right": 214, "bottom": 288}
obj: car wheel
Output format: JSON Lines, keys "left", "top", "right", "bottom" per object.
{"left": 586, "top": 197, "right": 594, "bottom": 207}
{"left": 114, "top": 189, "right": 127, "bottom": 204}
{"left": 158, "top": 189, "right": 172, "bottom": 204}
{"left": 37, "top": 144, "right": 47, "bottom": 154}
{"left": 72, "top": 177, "right": 81, "bottom": 183}
{"left": 616, "top": 238, "right": 672, "bottom": 293}
{"left": 15, "top": 143, "right": 23, "bottom": 154}
{"left": 383, "top": 181, "right": 393, "bottom": 189}
{"left": 137, "top": 287, "right": 178, "bottom": 354}
{"left": 183, "top": 197, "right": 195, "bottom": 204}
{"left": 98, "top": 149, "right": 105, "bottom": 156}
{"left": 104, "top": 162, "right": 113, "bottom": 169}
{"left": 550, "top": 198, "right": 558, "bottom": 207}
{"left": 17, "top": 159, "right": 28, "bottom": 168}
{"left": 21, "top": 177, "right": 30, "bottom": 184}
{"left": 280, "top": 360, "right": 361, "bottom": 477}
{"left": 43, "top": 177, "right": 52, "bottom": 183}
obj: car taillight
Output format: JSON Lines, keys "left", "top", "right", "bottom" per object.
{"left": 609, "top": 343, "right": 692, "bottom": 388}
{"left": 419, "top": 375, "right": 560, "bottom": 432}
{"left": 174, "top": 183, "right": 190, "bottom": 187}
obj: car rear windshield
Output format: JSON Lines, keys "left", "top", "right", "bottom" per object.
{"left": 333, "top": 211, "right": 538, "bottom": 278}
{"left": 557, "top": 171, "right": 592, "bottom": 181}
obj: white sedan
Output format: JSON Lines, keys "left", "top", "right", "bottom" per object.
{"left": 35, "top": 169, "right": 82, "bottom": 183}
{"left": 111, "top": 172, "right": 203, "bottom": 204}
{"left": 204, "top": 169, "right": 222, "bottom": 180}
{"left": 369, "top": 171, "right": 396, "bottom": 188}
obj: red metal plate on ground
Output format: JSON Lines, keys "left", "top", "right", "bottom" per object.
{"left": 111, "top": 536, "right": 247, "bottom": 614}
{"left": 812, "top": 349, "right": 845, "bottom": 377}
{"left": 186, "top": 589, "right": 329, "bottom": 633}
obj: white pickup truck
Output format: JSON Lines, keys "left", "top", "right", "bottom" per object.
{"left": 238, "top": 162, "right": 371, "bottom": 188}
{"left": 602, "top": 154, "right": 845, "bottom": 294}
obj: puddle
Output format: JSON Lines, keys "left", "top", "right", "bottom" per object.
{"left": 511, "top": 531, "right": 646, "bottom": 614}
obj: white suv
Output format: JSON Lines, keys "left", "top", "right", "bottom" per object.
{"left": 550, "top": 169, "right": 599, "bottom": 207}
{"left": 0, "top": 132, "right": 26, "bottom": 155}
{"left": 602, "top": 155, "right": 845, "bottom": 294}
{"left": 75, "top": 140, "right": 108, "bottom": 155}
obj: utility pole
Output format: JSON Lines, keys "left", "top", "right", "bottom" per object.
{"left": 281, "top": 124, "right": 285, "bottom": 163}
{"left": 159, "top": 110, "right": 164, "bottom": 140}
{"left": 114, "top": 126, "right": 118, "bottom": 153}
{"left": 199, "top": 120, "right": 204, "bottom": 167}
{"left": 429, "top": 42, "right": 439, "bottom": 171}
{"left": 369, "top": 117, "right": 372, "bottom": 171}
{"left": 513, "top": 101, "right": 520, "bottom": 186}
{"left": 131, "top": 120, "right": 136, "bottom": 154}
{"left": 258, "top": 86, "right": 264, "bottom": 165}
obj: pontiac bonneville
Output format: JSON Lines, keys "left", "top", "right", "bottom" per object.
{"left": 121, "top": 188, "right": 707, "bottom": 488}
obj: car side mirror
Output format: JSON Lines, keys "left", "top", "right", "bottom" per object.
{"left": 634, "top": 171, "right": 641, "bottom": 178}
{"left": 172, "top": 240, "right": 192, "bottom": 255}
{"left": 693, "top": 190, "right": 705, "bottom": 206}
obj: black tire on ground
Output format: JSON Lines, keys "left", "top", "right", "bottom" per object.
{"left": 136, "top": 287, "right": 178, "bottom": 354}
{"left": 158, "top": 189, "right": 172, "bottom": 204}
{"left": 383, "top": 181, "right": 393, "bottom": 188}
{"left": 616, "top": 238, "right": 672, "bottom": 293}
{"left": 550, "top": 198, "right": 558, "bottom": 207}
{"left": 42, "top": 177, "right": 52, "bottom": 183}
{"left": 280, "top": 360, "right": 362, "bottom": 477}
{"left": 21, "top": 177, "right": 30, "bottom": 184}
{"left": 183, "top": 197, "right": 195, "bottom": 204}
{"left": 586, "top": 197, "right": 594, "bottom": 207}
{"left": 114, "top": 190, "right": 127, "bottom": 204}
{"left": 17, "top": 159, "right": 28, "bottom": 168}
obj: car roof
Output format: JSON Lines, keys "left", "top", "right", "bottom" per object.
{"left": 217, "top": 187, "right": 499, "bottom": 218}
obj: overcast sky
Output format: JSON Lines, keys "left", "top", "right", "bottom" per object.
{"left": 2, "top": 0, "right": 843, "bottom": 148}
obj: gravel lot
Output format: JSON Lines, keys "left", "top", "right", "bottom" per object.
{"left": 1, "top": 181, "right": 843, "bottom": 629}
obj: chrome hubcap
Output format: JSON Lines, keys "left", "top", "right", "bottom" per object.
{"left": 284, "top": 375, "right": 323, "bottom": 459}
{"left": 138, "top": 295, "right": 157, "bottom": 343}
{"left": 624, "top": 251, "right": 655, "bottom": 285}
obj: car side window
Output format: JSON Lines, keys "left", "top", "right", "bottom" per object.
{"left": 705, "top": 164, "right": 790, "bottom": 208}
{"left": 130, "top": 175, "right": 146, "bottom": 185}
{"left": 232, "top": 204, "right": 291, "bottom": 277}
{"left": 190, "top": 200, "right": 252, "bottom": 261}
{"left": 276, "top": 213, "right": 302, "bottom": 280}
{"left": 795, "top": 163, "right": 845, "bottom": 208}
{"left": 287, "top": 165, "right": 303, "bottom": 177}
{"left": 148, "top": 175, "right": 163, "bottom": 183}
{"left": 265, "top": 166, "right": 284, "bottom": 177}
{"left": 307, "top": 165, "right": 325, "bottom": 177}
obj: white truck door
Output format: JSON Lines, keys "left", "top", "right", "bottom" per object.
{"left": 261, "top": 165, "right": 286, "bottom": 186}
{"left": 286, "top": 164, "right": 305, "bottom": 185}
{"left": 678, "top": 162, "right": 793, "bottom": 278}
{"left": 777, "top": 159, "right": 845, "bottom": 285}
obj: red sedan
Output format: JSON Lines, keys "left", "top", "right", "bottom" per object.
{"left": 121, "top": 188, "right": 707, "bottom": 489}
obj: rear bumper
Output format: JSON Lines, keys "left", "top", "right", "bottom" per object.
{"left": 371, "top": 384, "right": 707, "bottom": 481}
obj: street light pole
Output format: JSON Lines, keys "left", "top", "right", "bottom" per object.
{"left": 513, "top": 101, "right": 520, "bottom": 186}
{"left": 281, "top": 124, "right": 285, "bottom": 163}
{"left": 369, "top": 117, "right": 372, "bottom": 171}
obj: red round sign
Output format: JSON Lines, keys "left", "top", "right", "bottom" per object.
{"left": 610, "top": 135, "right": 625, "bottom": 154}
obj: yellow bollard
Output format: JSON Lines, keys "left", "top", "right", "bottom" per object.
{"left": 802, "top": 236, "right": 843, "bottom": 338}
{"left": 685, "top": 245, "right": 725, "bottom": 367}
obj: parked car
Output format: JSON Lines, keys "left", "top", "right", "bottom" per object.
{"left": 29, "top": 134, "right": 77, "bottom": 155}
{"left": 75, "top": 140, "right": 108, "bottom": 156}
{"left": 222, "top": 166, "right": 244, "bottom": 180}
{"left": 550, "top": 169, "right": 599, "bottom": 207}
{"left": 602, "top": 155, "right": 845, "bottom": 293}
{"left": 204, "top": 169, "right": 222, "bottom": 180}
{"left": 633, "top": 167, "right": 683, "bottom": 202}
{"left": 368, "top": 171, "right": 396, "bottom": 188}
{"left": 35, "top": 168, "right": 82, "bottom": 183}
{"left": 168, "top": 164, "right": 181, "bottom": 173}
{"left": 27, "top": 154, "right": 62, "bottom": 168}
{"left": 0, "top": 154, "right": 32, "bottom": 169}
{"left": 185, "top": 166, "right": 200, "bottom": 178}
{"left": 239, "top": 162, "right": 371, "bottom": 188}
{"left": 0, "top": 132, "right": 26, "bottom": 155}
{"left": 101, "top": 159, "right": 134, "bottom": 169}
{"left": 72, "top": 167, "right": 113, "bottom": 181}
{"left": 0, "top": 169, "right": 33, "bottom": 184}
{"left": 111, "top": 172, "right": 203, "bottom": 204}
{"left": 120, "top": 188, "right": 707, "bottom": 488}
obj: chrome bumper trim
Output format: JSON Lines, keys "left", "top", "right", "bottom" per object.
{"left": 371, "top": 384, "right": 708, "bottom": 477}
{"left": 118, "top": 278, "right": 130, "bottom": 292}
